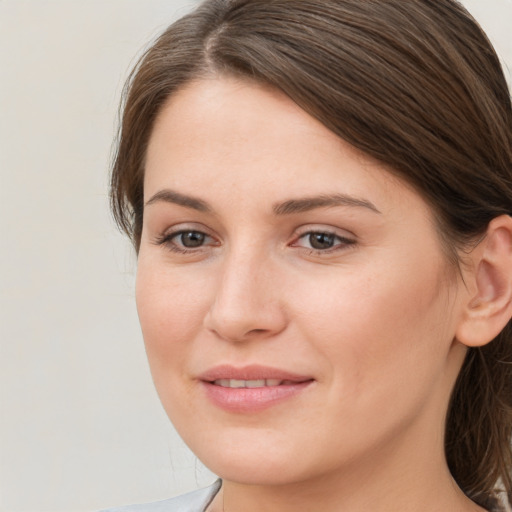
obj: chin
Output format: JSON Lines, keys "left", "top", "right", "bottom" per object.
{"left": 178, "top": 426, "right": 315, "bottom": 485}
{"left": 179, "top": 422, "right": 361, "bottom": 489}
{"left": 203, "top": 454, "right": 312, "bottom": 486}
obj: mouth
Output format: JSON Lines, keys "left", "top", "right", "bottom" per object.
{"left": 211, "top": 378, "right": 304, "bottom": 388}
{"left": 198, "top": 365, "right": 315, "bottom": 412}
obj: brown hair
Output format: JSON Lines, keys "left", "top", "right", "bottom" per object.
{"left": 110, "top": 0, "right": 512, "bottom": 509}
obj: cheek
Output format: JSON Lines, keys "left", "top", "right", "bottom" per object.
{"left": 292, "top": 258, "right": 454, "bottom": 406}
{"left": 135, "top": 261, "right": 210, "bottom": 375}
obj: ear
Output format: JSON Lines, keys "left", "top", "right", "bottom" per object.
{"left": 456, "top": 215, "right": 512, "bottom": 347}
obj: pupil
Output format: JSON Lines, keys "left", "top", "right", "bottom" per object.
{"left": 181, "top": 231, "right": 205, "bottom": 247}
{"left": 309, "top": 233, "right": 334, "bottom": 250}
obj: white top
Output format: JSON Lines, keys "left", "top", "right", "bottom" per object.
{"left": 100, "top": 480, "right": 222, "bottom": 512}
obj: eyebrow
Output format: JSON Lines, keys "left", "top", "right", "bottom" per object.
{"left": 145, "top": 189, "right": 211, "bottom": 212}
{"left": 273, "top": 194, "right": 381, "bottom": 215}
{"left": 144, "top": 189, "right": 380, "bottom": 215}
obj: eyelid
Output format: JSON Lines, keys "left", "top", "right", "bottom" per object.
{"left": 290, "top": 225, "right": 357, "bottom": 252}
{"left": 153, "top": 223, "right": 219, "bottom": 252}
{"left": 151, "top": 222, "right": 356, "bottom": 255}
{"left": 158, "top": 222, "right": 215, "bottom": 237}
{"left": 292, "top": 224, "right": 356, "bottom": 240}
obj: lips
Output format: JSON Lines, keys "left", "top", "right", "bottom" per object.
{"left": 213, "top": 378, "right": 292, "bottom": 388}
{"left": 199, "top": 364, "right": 313, "bottom": 383}
{"left": 198, "top": 365, "right": 314, "bottom": 412}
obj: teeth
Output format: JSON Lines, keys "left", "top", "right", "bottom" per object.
{"left": 231, "top": 379, "right": 249, "bottom": 388}
{"left": 213, "top": 379, "right": 284, "bottom": 388}
{"left": 245, "top": 379, "right": 265, "bottom": 388}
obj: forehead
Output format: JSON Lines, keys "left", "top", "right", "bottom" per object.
{"left": 144, "top": 77, "right": 430, "bottom": 223}
{"left": 146, "top": 77, "right": 342, "bottom": 172}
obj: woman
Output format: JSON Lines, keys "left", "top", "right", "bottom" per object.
{"left": 105, "top": 0, "right": 512, "bottom": 510}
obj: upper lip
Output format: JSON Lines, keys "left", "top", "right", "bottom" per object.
{"left": 198, "top": 364, "right": 314, "bottom": 383}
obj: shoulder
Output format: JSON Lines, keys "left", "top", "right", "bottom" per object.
{"left": 100, "top": 480, "right": 221, "bottom": 512}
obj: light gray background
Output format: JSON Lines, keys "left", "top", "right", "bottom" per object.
{"left": 0, "top": 1, "right": 511, "bottom": 511}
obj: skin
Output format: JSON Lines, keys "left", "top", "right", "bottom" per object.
{"left": 137, "top": 77, "right": 487, "bottom": 512}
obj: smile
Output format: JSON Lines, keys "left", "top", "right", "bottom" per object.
{"left": 199, "top": 365, "right": 315, "bottom": 412}
{"left": 212, "top": 379, "right": 295, "bottom": 388}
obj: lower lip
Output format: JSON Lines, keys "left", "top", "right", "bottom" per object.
{"left": 201, "top": 380, "right": 314, "bottom": 413}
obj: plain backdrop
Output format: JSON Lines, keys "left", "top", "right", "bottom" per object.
{"left": 0, "top": 1, "right": 511, "bottom": 511}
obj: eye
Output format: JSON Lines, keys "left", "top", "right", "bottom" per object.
{"left": 306, "top": 232, "right": 337, "bottom": 250}
{"left": 154, "top": 228, "right": 217, "bottom": 253}
{"left": 292, "top": 230, "right": 356, "bottom": 253}
{"left": 175, "top": 230, "right": 207, "bottom": 248}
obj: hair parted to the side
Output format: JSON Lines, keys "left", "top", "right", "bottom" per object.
{"left": 110, "top": 0, "right": 512, "bottom": 509}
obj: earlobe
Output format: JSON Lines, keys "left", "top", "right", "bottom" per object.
{"left": 456, "top": 215, "right": 512, "bottom": 348}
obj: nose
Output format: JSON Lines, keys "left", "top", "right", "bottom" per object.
{"left": 203, "top": 249, "right": 287, "bottom": 343}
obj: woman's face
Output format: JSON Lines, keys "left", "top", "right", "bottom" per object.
{"left": 137, "top": 77, "right": 468, "bottom": 485}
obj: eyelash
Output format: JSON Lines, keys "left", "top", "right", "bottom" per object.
{"left": 153, "top": 228, "right": 356, "bottom": 255}
{"left": 154, "top": 230, "right": 217, "bottom": 254}
{"left": 292, "top": 230, "right": 356, "bottom": 254}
